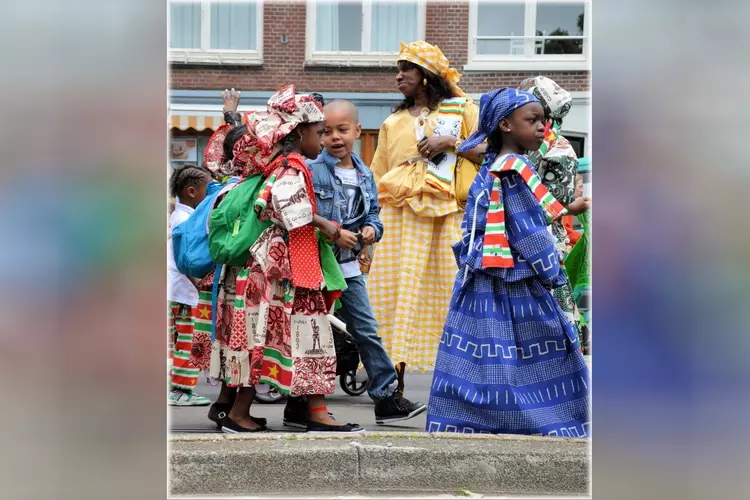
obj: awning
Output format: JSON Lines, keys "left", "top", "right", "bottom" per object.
{"left": 169, "top": 113, "right": 223, "bottom": 131}
{"left": 168, "top": 104, "right": 265, "bottom": 131}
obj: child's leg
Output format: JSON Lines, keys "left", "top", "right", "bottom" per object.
{"left": 307, "top": 395, "right": 341, "bottom": 426}
{"left": 215, "top": 382, "right": 236, "bottom": 405}
{"left": 338, "top": 274, "right": 397, "bottom": 400}
{"left": 224, "top": 386, "right": 261, "bottom": 431}
{"left": 168, "top": 303, "right": 176, "bottom": 362}
{"left": 171, "top": 304, "right": 201, "bottom": 392}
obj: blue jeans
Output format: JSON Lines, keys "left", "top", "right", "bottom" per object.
{"left": 337, "top": 274, "right": 397, "bottom": 401}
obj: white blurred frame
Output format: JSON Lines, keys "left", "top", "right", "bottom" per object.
{"left": 168, "top": 0, "right": 264, "bottom": 66}
{"left": 466, "top": 0, "right": 590, "bottom": 71}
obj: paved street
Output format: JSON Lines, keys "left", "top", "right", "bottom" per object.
{"left": 170, "top": 356, "right": 591, "bottom": 434}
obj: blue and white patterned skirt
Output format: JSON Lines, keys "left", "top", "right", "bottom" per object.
{"left": 425, "top": 272, "right": 591, "bottom": 437}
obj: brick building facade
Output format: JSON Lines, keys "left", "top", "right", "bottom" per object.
{"left": 169, "top": 1, "right": 591, "bottom": 169}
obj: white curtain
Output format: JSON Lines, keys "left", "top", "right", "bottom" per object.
{"left": 315, "top": 2, "right": 340, "bottom": 51}
{"left": 170, "top": 2, "right": 201, "bottom": 49}
{"left": 211, "top": 2, "right": 257, "bottom": 50}
{"left": 371, "top": 1, "right": 418, "bottom": 52}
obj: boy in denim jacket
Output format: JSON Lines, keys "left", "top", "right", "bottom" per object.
{"left": 284, "top": 100, "right": 425, "bottom": 426}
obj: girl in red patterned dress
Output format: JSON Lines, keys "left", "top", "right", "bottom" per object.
{"left": 211, "top": 85, "right": 364, "bottom": 434}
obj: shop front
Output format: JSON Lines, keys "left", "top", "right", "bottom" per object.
{"left": 169, "top": 90, "right": 591, "bottom": 171}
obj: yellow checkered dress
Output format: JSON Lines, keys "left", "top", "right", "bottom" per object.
{"left": 367, "top": 204, "right": 461, "bottom": 371}
{"left": 366, "top": 103, "right": 478, "bottom": 371}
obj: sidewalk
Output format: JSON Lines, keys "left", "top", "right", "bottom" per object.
{"left": 169, "top": 432, "right": 589, "bottom": 497}
{"left": 169, "top": 356, "right": 591, "bottom": 434}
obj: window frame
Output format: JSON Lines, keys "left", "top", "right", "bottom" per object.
{"left": 562, "top": 132, "right": 586, "bottom": 159}
{"left": 168, "top": 0, "right": 264, "bottom": 66}
{"left": 465, "top": 0, "right": 590, "bottom": 72}
{"left": 305, "top": 0, "right": 427, "bottom": 67}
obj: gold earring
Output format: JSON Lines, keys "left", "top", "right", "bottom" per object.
{"left": 423, "top": 78, "right": 427, "bottom": 86}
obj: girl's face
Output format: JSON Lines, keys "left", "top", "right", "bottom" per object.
{"left": 575, "top": 174, "right": 584, "bottom": 198}
{"left": 503, "top": 102, "right": 546, "bottom": 151}
{"left": 298, "top": 122, "right": 324, "bottom": 159}
{"left": 395, "top": 61, "right": 424, "bottom": 98}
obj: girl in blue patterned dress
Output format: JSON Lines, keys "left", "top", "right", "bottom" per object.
{"left": 425, "top": 88, "right": 591, "bottom": 437}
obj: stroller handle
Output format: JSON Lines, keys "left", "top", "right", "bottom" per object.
{"left": 328, "top": 313, "right": 349, "bottom": 335}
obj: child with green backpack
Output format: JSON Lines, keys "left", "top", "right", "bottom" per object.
{"left": 205, "top": 85, "right": 363, "bottom": 434}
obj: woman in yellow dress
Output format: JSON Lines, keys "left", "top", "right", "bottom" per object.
{"left": 367, "top": 41, "right": 485, "bottom": 372}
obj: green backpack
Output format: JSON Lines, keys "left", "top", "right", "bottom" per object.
{"left": 317, "top": 230, "right": 347, "bottom": 293}
{"left": 208, "top": 174, "right": 272, "bottom": 267}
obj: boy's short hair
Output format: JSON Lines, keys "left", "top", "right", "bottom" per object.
{"left": 323, "top": 99, "right": 359, "bottom": 124}
{"left": 169, "top": 164, "right": 211, "bottom": 198}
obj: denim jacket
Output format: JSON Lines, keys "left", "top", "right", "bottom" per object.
{"left": 307, "top": 149, "right": 383, "bottom": 242}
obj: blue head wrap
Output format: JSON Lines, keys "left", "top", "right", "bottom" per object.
{"left": 458, "top": 88, "right": 539, "bottom": 160}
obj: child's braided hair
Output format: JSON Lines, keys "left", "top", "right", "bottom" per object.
{"left": 169, "top": 164, "right": 211, "bottom": 198}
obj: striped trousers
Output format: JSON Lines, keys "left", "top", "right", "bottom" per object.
{"left": 169, "top": 302, "right": 200, "bottom": 391}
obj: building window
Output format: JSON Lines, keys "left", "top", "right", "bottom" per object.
{"left": 306, "top": 0, "right": 426, "bottom": 67}
{"left": 168, "top": 0, "right": 263, "bottom": 65}
{"left": 466, "top": 0, "right": 589, "bottom": 71}
{"left": 565, "top": 134, "right": 585, "bottom": 159}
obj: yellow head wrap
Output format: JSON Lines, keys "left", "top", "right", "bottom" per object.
{"left": 397, "top": 41, "right": 466, "bottom": 98}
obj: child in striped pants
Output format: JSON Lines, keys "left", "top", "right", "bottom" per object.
{"left": 168, "top": 165, "right": 212, "bottom": 406}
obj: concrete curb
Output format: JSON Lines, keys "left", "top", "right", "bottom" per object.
{"left": 169, "top": 432, "right": 589, "bottom": 496}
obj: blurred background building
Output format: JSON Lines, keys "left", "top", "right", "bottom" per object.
{"left": 169, "top": 0, "right": 591, "bottom": 172}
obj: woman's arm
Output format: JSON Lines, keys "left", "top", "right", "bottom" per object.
{"left": 457, "top": 98, "right": 485, "bottom": 165}
{"left": 369, "top": 122, "right": 389, "bottom": 183}
{"left": 457, "top": 143, "right": 486, "bottom": 165}
{"left": 418, "top": 136, "right": 486, "bottom": 165}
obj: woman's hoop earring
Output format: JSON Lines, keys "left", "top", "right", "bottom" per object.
{"left": 423, "top": 78, "right": 427, "bottom": 86}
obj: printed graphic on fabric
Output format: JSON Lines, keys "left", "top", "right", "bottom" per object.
{"left": 226, "top": 351, "right": 251, "bottom": 386}
{"left": 272, "top": 173, "right": 313, "bottom": 230}
{"left": 335, "top": 168, "right": 364, "bottom": 226}
{"left": 291, "top": 314, "right": 335, "bottom": 357}
{"left": 334, "top": 167, "right": 364, "bottom": 271}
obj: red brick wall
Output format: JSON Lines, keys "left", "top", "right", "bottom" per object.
{"left": 170, "top": 1, "right": 590, "bottom": 93}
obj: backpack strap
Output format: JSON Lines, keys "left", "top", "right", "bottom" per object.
{"left": 210, "top": 263, "right": 222, "bottom": 342}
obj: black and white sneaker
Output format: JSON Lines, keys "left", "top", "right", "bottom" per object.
{"left": 374, "top": 392, "right": 426, "bottom": 425}
{"left": 283, "top": 396, "right": 335, "bottom": 430}
{"left": 282, "top": 396, "right": 309, "bottom": 429}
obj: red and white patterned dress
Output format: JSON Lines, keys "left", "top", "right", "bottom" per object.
{"left": 206, "top": 155, "right": 337, "bottom": 395}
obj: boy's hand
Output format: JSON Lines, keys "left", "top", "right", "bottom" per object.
{"left": 360, "top": 226, "right": 376, "bottom": 245}
{"left": 336, "top": 229, "right": 359, "bottom": 249}
{"left": 566, "top": 197, "right": 591, "bottom": 216}
{"left": 357, "top": 251, "right": 371, "bottom": 268}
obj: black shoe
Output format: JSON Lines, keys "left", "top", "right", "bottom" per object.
{"left": 209, "top": 403, "right": 267, "bottom": 429}
{"left": 374, "top": 392, "right": 427, "bottom": 425}
{"left": 306, "top": 420, "right": 365, "bottom": 434}
{"left": 219, "top": 413, "right": 268, "bottom": 434}
{"left": 282, "top": 396, "right": 309, "bottom": 429}
{"left": 283, "top": 396, "right": 335, "bottom": 429}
